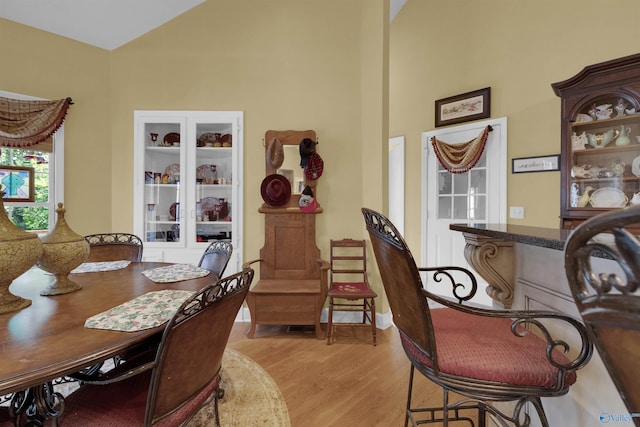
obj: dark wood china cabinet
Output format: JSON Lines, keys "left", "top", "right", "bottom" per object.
{"left": 552, "top": 53, "right": 640, "bottom": 230}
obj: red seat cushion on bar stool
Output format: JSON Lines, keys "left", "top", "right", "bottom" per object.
{"left": 401, "top": 307, "right": 576, "bottom": 388}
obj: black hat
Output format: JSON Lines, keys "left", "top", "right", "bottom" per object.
{"left": 299, "top": 138, "right": 317, "bottom": 168}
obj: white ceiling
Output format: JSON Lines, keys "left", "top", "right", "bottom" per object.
{"left": 0, "top": 0, "right": 406, "bottom": 51}
{"left": 0, "top": 0, "right": 206, "bottom": 50}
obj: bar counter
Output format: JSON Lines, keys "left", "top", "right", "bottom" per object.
{"left": 449, "top": 223, "right": 571, "bottom": 251}
{"left": 449, "top": 222, "right": 628, "bottom": 426}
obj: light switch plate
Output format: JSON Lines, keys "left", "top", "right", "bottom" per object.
{"left": 510, "top": 206, "right": 525, "bottom": 219}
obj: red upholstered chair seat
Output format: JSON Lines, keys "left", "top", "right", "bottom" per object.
{"left": 330, "top": 281, "right": 378, "bottom": 299}
{"left": 401, "top": 308, "right": 576, "bottom": 389}
{"left": 59, "top": 370, "right": 219, "bottom": 426}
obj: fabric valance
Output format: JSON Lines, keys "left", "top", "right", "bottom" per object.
{"left": 0, "top": 96, "right": 72, "bottom": 151}
{"left": 430, "top": 125, "right": 492, "bottom": 174}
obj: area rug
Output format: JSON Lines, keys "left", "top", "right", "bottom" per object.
{"left": 188, "top": 348, "right": 290, "bottom": 426}
{"left": 1, "top": 349, "right": 290, "bottom": 427}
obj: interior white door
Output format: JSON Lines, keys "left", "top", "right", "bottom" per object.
{"left": 421, "top": 117, "right": 507, "bottom": 307}
{"left": 389, "top": 136, "right": 405, "bottom": 236}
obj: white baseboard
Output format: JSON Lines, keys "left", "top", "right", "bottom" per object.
{"left": 236, "top": 307, "right": 394, "bottom": 330}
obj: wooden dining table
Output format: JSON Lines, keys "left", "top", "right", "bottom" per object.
{"left": 0, "top": 262, "right": 215, "bottom": 424}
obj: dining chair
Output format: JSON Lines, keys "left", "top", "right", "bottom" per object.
{"left": 565, "top": 205, "right": 640, "bottom": 426}
{"left": 85, "top": 233, "right": 143, "bottom": 262}
{"left": 75, "top": 232, "right": 145, "bottom": 373}
{"left": 58, "top": 267, "right": 254, "bottom": 427}
{"left": 198, "top": 240, "right": 233, "bottom": 279}
{"left": 326, "top": 238, "right": 377, "bottom": 345}
{"left": 361, "top": 207, "right": 593, "bottom": 427}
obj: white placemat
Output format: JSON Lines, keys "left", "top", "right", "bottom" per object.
{"left": 71, "top": 260, "right": 132, "bottom": 274}
{"left": 142, "top": 263, "right": 211, "bottom": 283}
{"left": 84, "top": 289, "right": 195, "bottom": 332}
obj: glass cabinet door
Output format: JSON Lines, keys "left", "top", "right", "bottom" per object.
{"left": 553, "top": 54, "right": 640, "bottom": 229}
{"left": 134, "top": 110, "right": 243, "bottom": 267}
{"left": 141, "top": 119, "right": 186, "bottom": 246}
{"left": 568, "top": 96, "right": 640, "bottom": 215}
{"left": 188, "top": 120, "right": 234, "bottom": 246}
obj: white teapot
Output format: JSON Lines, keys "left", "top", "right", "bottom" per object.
{"left": 595, "top": 104, "right": 613, "bottom": 120}
{"left": 630, "top": 192, "right": 640, "bottom": 206}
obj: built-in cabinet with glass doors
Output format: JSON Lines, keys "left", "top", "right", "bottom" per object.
{"left": 133, "top": 110, "right": 243, "bottom": 272}
{"left": 553, "top": 53, "right": 640, "bottom": 230}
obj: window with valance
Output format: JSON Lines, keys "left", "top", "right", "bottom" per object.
{"left": 0, "top": 96, "right": 72, "bottom": 153}
{"left": 0, "top": 94, "right": 70, "bottom": 232}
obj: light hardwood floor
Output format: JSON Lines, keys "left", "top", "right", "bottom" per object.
{"left": 227, "top": 322, "right": 448, "bottom": 427}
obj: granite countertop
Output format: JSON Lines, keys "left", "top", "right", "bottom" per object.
{"left": 449, "top": 223, "right": 573, "bottom": 251}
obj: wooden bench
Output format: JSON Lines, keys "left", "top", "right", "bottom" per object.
{"left": 244, "top": 210, "right": 329, "bottom": 339}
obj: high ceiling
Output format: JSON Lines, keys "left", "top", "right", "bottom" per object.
{"left": 0, "top": 0, "right": 406, "bottom": 51}
{"left": 0, "top": 0, "right": 205, "bottom": 50}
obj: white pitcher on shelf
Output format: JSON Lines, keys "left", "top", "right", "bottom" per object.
{"left": 615, "top": 125, "right": 631, "bottom": 146}
{"left": 571, "top": 131, "right": 587, "bottom": 151}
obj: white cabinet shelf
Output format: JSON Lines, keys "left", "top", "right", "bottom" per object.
{"left": 133, "top": 110, "right": 243, "bottom": 271}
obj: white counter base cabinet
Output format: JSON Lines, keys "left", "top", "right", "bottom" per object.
{"left": 133, "top": 110, "right": 243, "bottom": 273}
{"left": 509, "top": 243, "right": 627, "bottom": 427}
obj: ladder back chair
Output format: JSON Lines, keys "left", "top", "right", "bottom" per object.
{"left": 198, "top": 240, "right": 233, "bottom": 280}
{"left": 326, "top": 238, "right": 377, "bottom": 345}
{"left": 362, "top": 207, "right": 593, "bottom": 427}
{"left": 565, "top": 205, "right": 640, "bottom": 426}
{"left": 85, "top": 233, "right": 143, "bottom": 262}
{"left": 59, "top": 268, "right": 254, "bottom": 427}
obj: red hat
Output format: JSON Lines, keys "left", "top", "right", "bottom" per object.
{"left": 299, "top": 185, "right": 317, "bottom": 213}
{"left": 304, "top": 152, "right": 324, "bottom": 180}
{"left": 260, "top": 174, "right": 291, "bottom": 207}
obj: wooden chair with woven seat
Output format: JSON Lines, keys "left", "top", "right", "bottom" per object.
{"left": 59, "top": 267, "right": 254, "bottom": 427}
{"left": 565, "top": 205, "right": 640, "bottom": 426}
{"left": 198, "top": 240, "right": 233, "bottom": 279}
{"left": 326, "top": 238, "right": 377, "bottom": 345}
{"left": 361, "top": 207, "right": 593, "bottom": 427}
{"left": 85, "top": 233, "right": 144, "bottom": 262}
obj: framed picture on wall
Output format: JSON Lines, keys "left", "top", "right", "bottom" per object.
{"left": 0, "top": 165, "right": 35, "bottom": 202}
{"left": 512, "top": 154, "right": 560, "bottom": 173}
{"left": 435, "top": 87, "right": 491, "bottom": 127}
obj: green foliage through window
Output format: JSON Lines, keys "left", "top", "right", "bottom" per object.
{"left": 1, "top": 148, "right": 50, "bottom": 232}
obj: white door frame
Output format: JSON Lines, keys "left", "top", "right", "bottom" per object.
{"left": 389, "top": 136, "right": 405, "bottom": 235}
{"left": 421, "top": 117, "right": 507, "bottom": 306}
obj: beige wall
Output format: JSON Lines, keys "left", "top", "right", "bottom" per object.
{"left": 0, "top": 18, "right": 112, "bottom": 229}
{"left": 390, "top": 0, "right": 640, "bottom": 253}
{"left": 1, "top": 1, "right": 389, "bottom": 302}
{"left": 5, "top": 0, "right": 640, "bottom": 312}
{"left": 108, "top": 0, "right": 387, "bottom": 275}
